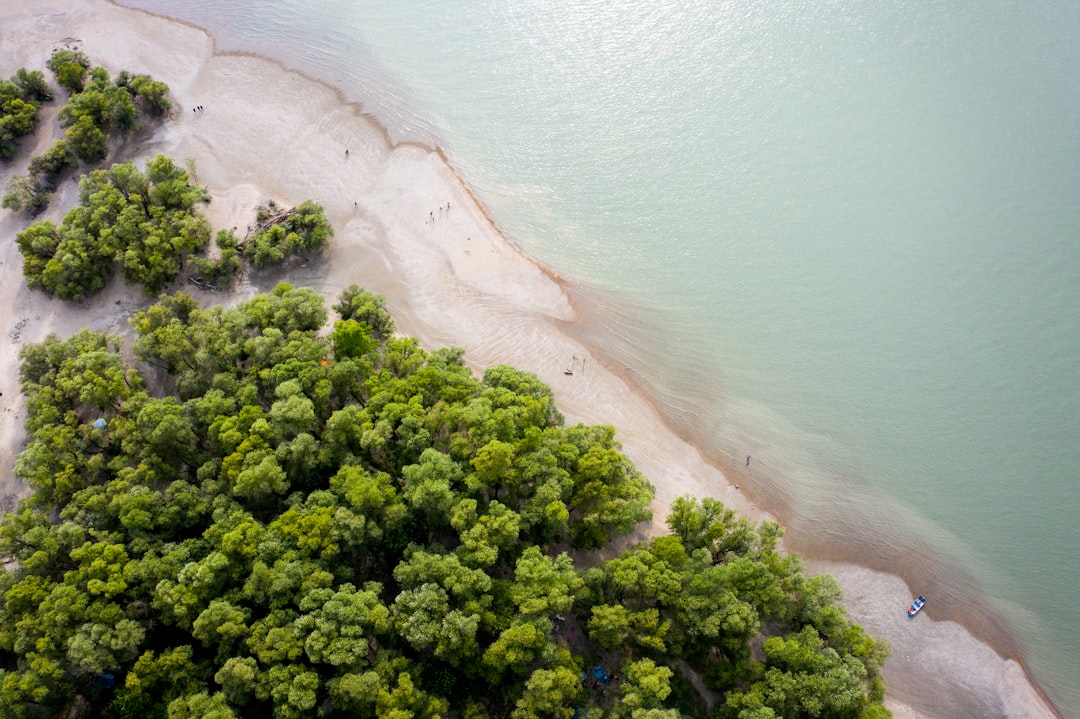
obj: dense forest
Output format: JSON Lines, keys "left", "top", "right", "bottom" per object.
{"left": 1, "top": 47, "right": 888, "bottom": 719}
{"left": 0, "top": 283, "right": 891, "bottom": 719}
{"left": 3, "top": 52, "right": 170, "bottom": 216}
{"left": 13, "top": 155, "right": 333, "bottom": 300}
{"left": 0, "top": 68, "right": 51, "bottom": 161}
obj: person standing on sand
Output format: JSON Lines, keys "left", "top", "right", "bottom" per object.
{"left": 746, "top": 455, "right": 751, "bottom": 467}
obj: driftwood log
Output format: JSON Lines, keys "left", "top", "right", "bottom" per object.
{"left": 244, "top": 207, "right": 297, "bottom": 240}
{"left": 187, "top": 275, "right": 216, "bottom": 291}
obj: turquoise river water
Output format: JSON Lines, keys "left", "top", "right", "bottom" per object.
{"left": 118, "top": 1, "right": 1080, "bottom": 713}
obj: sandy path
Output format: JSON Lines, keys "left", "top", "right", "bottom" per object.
{"left": 0, "top": 1, "right": 1064, "bottom": 716}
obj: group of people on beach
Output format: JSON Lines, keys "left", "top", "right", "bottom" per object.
{"left": 427, "top": 202, "right": 451, "bottom": 225}
{"left": 192, "top": 105, "right": 205, "bottom": 115}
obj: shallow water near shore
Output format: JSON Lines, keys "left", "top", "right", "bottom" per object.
{"left": 116, "top": 1, "right": 1080, "bottom": 713}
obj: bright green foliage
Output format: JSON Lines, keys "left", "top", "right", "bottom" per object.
{"left": 167, "top": 691, "right": 237, "bottom": 719}
{"left": 190, "top": 230, "right": 243, "bottom": 289}
{"left": 28, "top": 140, "right": 74, "bottom": 176}
{"left": 332, "top": 319, "right": 376, "bottom": 359}
{"left": 117, "top": 70, "right": 172, "bottom": 116}
{"left": 512, "top": 665, "right": 583, "bottom": 719}
{"left": 241, "top": 199, "right": 333, "bottom": 268}
{"left": 50, "top": 60, "right": 167, "bottom": 140}
{"left": 563, "top": 425, "right": 653, "bottom": 548}
{"left": 64, "top": 110, "right": 107, "bottom": 162}
{"left": 724, "top": 627, "right": 877, "bottom": 719}
{"left": 511, "top": 546, "right": 583, "bottom": 617}
{"left": 333, "top": 285, "right": 397, "bottom": 339}
{"left": 15, "top": 155, "right": 210, "bottom": 299}
{"left": 618, "top": 659, "right": 674, "bottom": 715}
{"left": 3, "top": 57, "right": 171, "bottom": 214}
{"left": 0, "top": 286, "right": 889, "bottom": 719}
{"left": 54, "top": 64, "right": 150, "bottom": 160}
{"left": 1, "top": 71, "right": 46, "bottom": 159}
{"left": 47, "top": 50, "right": 91, "bottom": 93}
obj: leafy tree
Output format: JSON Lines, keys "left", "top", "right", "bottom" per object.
{"left": 28, "top": 140, "right": 74, "bottom": 177}
{"left": 0, "top": 287, "right": 890, "bottom": 719}
{"left": 332, "top": 319, "right": 377, "bottom": 360}
{"left": 2, "top": 174, "right": 51, "bottom": 215}
{"left": 65, "top": 113, "right": 107, "bottom": 162}
{"left": 124, "top": 72, "right": 171, "bottom": 115}
{"left": 241, "top": 199, "right": 333, "bottom": 268}
{"left": 167, "top": 691, "right": 237, "bottom": 719}
{"left": 511, "top": 546, "right": 582, "bottom": 617}
{"left": 15, "top": 156, "right": 210, "bottom": 298}
{"left": 618, "top": 659, "right": 674, "bottom": 716}
{"left": 375, "top": 671, "right": 447, "bottom": 719}
{"left": 564, "top": 425, "right": 653, "bottom": 548}
{"left": 1, "top": 73, "right": 44, "bottom": 159}
{"left": 512, "top": 665, "right": 583, "bottom": 719}
{"left": 482, "top": 619, "right": 552, "bottom": 679}
{"left": 47, "top": 50, "right": 91, "bottom": 93}
{"left": 296, "top": 583, "right": 390, "bottom": 667}
{"left": 724, "top": 627, "right": 877, "bottom": 719}
{"left": 190, "top": 230, "right": 243, "bottom": 289}
{"left": 333, "top": 285, "right": 397, "bottom": 340}
{"left": 12, "top": 68, "right": 53, "bottom": 102}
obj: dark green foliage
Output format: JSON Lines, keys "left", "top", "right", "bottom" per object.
{"left": 333, "top": 284, "right": 396, "bottom": 340}
{"left": 0, "top": 285, "right": 890, "bottom": 719}
{"left": 47, "top": 50, "right": 92, "bottom": 93}
{"left": 1, "top": 175, "right": 51, "bottom": 215}
{"left": 12, "top": 68, "right": 53, "bottom": 102}
{"left": 190, "top": 230, "right": 243, "bottom": 290}
{"left": 65, "top": 113, "right": 107, "bottom": 162}
{"left": 0, "top": 69, "right": 49, "bottom": 160}
{"left": 241, "top": 199, "right": 333, "bottom": 268}
{"left": 55, "top": 65, "right": 143, "bottom": 161}
{"left": 14, "top": 155, "right": 210, "bottom": 299}
{"left": 4, "top": 59, "right": 170, "bottom": 213}
{"left": 116, "top": 70, "right": 172, "bottom": 116}
{"left": 27, "top": 140, "right": 74, "bottom": 176}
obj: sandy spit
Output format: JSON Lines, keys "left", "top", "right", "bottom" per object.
{"left": 0, "top": 1, "right": 1064, "bottom": 716}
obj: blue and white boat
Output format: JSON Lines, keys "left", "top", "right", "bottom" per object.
{"left": 907, "top": 595, "right": 926, "bottom": 617}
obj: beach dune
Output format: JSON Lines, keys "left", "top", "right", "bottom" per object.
{"left": 0, "top": 1, "right": 1062, "bottom": 716}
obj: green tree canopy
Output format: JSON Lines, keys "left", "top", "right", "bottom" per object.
{"left": 15, "top": 156, "right": 210, "bottom": 299}
{"left": 0, "top": 285, "right": 889, "bottom": 719}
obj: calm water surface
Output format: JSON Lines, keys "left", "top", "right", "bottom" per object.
{"left": 119, "top": 1, "right": 1080, "bottom": 712}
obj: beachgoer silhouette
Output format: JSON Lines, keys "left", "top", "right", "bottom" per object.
{"left": 345, "top": 149, "right": 349, "bottom": 157}
{"left": 746, "top": 455, "right": 751, "bottom": 466}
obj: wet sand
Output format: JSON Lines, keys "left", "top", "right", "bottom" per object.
{"left": 0, "top": 1, "right": 1063, "bottom": 716}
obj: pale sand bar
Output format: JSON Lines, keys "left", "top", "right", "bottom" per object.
{"left": 0, "top": 1, "right": 1063, "bottom": 716}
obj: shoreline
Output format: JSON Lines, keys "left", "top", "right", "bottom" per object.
{"left": 0, "top": 1, "right": 1065, "bottom": 716}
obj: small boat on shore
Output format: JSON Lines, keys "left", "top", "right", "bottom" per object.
{"left": 907, "top": 595, "right": 926, "bottom": 617}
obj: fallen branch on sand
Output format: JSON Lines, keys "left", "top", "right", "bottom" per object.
{"left": 242, "top": 206, "right": 298, "bottom": 241}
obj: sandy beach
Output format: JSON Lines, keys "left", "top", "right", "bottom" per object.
{"left": 0, "top": 1, "right": 1064, "bottom": 716}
